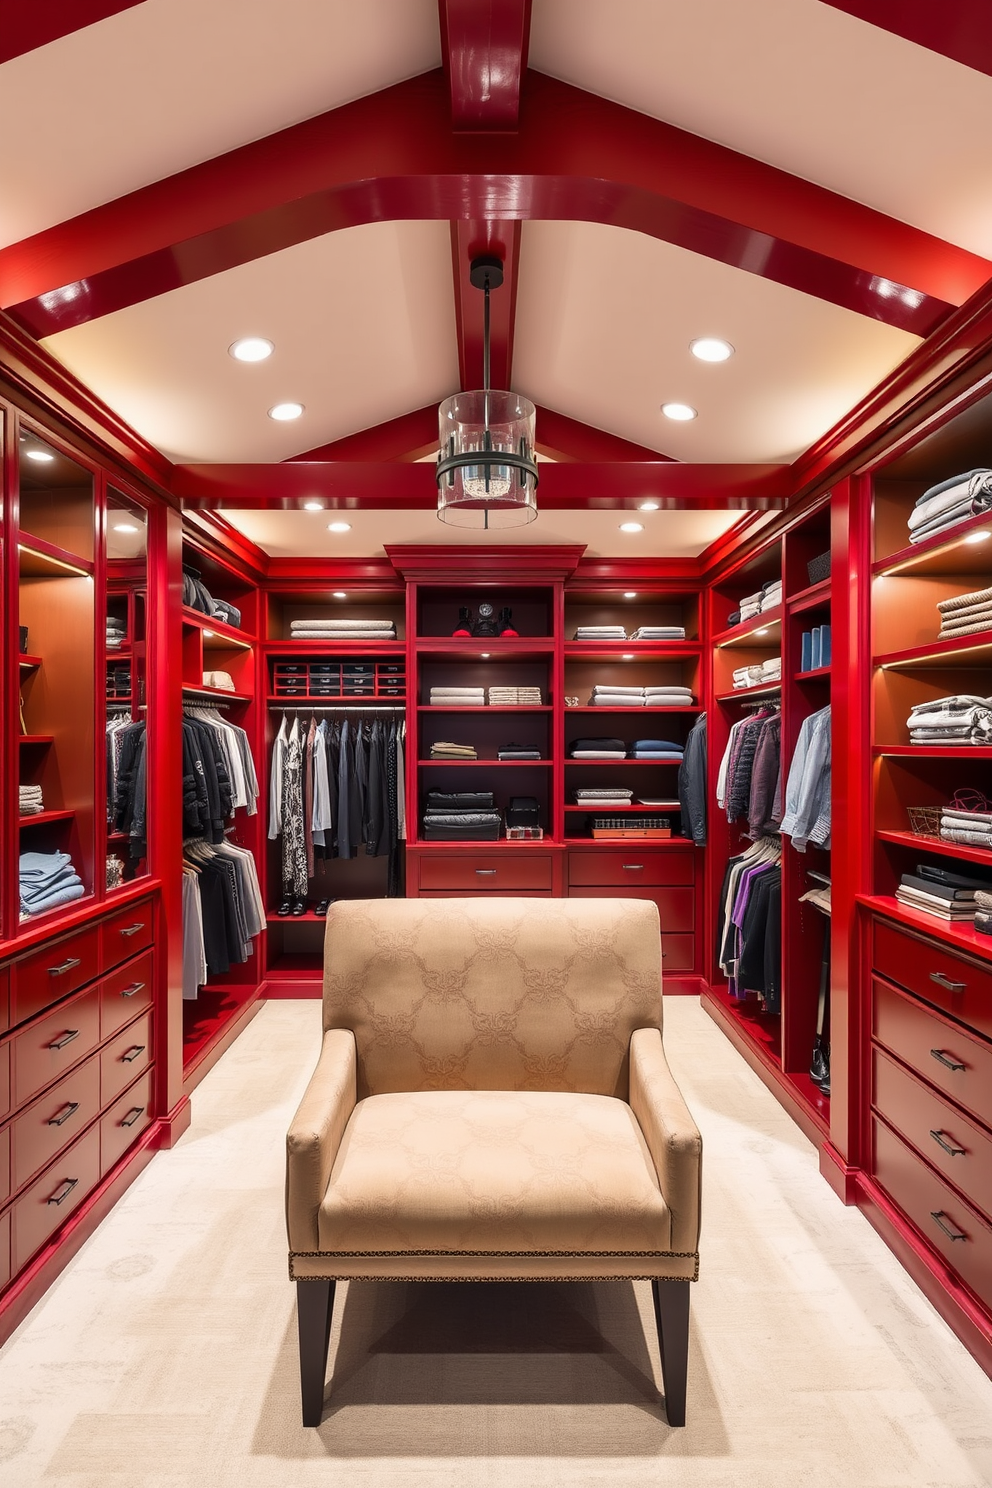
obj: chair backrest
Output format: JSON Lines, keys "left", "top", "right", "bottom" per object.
{"left": 322, "top": 896, "right": 662, "bottom": 1099}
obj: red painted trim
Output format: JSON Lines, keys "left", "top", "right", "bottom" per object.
{"left": 0, "top": 1, "right": 143, "bottom": 65}
{"left": 181, "top": 994, "right": 264, "bottom": 1095}
{"left": 450, "top": 220, "right": 520, "bottom": 389}
{"left": 287, "top": 405, "right": 441, "bottom": 463}
{"left": 1, "top": 72, "right": 977, "bottom": 338}
{"left": 172, "top": 459, "right": 789, "bottom": 510}
{"left": 534, "top": 406, "right": 676, "bottom": 463}
{"left": 821, "top": 1, "right": 992, "bottom": 80}
{"left": 440, "top": 0, "right": 532, "bottom": 130}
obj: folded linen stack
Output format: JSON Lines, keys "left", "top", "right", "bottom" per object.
{"left": 106, "top": 620, "right": 127, "bottom": 650}
{"left": 574, "top": 626, "right": 627, "bottom": 640}
{"left": 907, "top": 695, "right": 992, "bottom": 745}
{"left": 422, "top": 790, "right": 500, "bottom": 841}
{"left": 738, "top": 591, "right": 763, "bottom": 622}
{"left": 894, "top": 863, "right": 990, "bottom": 921}
{"left": 569, "top": 736, "right": 626, "bottom": 759}
{"left": 760, "top": 580, "right": 782, "bottom": 612}
{"left": 488, "top": 686, "right": 543, "bottom": 704}
{"left": 628, "top": 738, "right": 684, "bottom": 761}
{"left": 760, "top": 657, "right": 782, "bottom": 681}
{"left": 908, "top": 469, "right": 992, "bottom": 546}
{"left": 975, "top": 889, "right": 992, "bottom": 937}
{"left": 733, "top": 664, "right": 765, "bottom": 690}
{"left": 590, "top": 684, "right": 645, "bottom": 706}
{"left": 646, "top": 685, "right": 695, "bottom": 706}
{"left": 575, "top": 786, "right": 634, "bottom": 807}
{"left": 430, "top": 741, "right": 477, "bottom": 759}
{"left": 288, "top": 617, "right": 397, "bottom": 640}
{"left": 936, "top": 585, "right": 992, "bottom": 639}
{"left": 629, "top": 626, "right": 686, "bottom": 640}
{"left": 498, "top": 744, "right": 542, "bottom": 759}
{"left": 429, "top": 686, "right": 486, "bottom": 706}
{"left": 19, "top": 849, "right": 85, "bottom": 919}
{"left": 18, "top": 784, "right": 44, "bottom": 816}
{"left": 940, "top": 805, "right": 992, "bottom": 848}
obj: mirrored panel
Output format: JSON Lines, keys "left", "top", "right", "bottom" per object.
{"left": 105, "top": 488, "right": 149, "bottom": 888}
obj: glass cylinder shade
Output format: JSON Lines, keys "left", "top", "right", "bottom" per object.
{"left": 436, "top": 391, "right": 538, "bottom": 528}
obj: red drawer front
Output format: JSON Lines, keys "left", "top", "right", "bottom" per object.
{"left": 0, "top": 1041, "right": 9, "bottom": 1121}
{"left": 0, "top": 1125, "right": 9, "bottom": 1206}
{"left": 12, "top": 1053, "right": 101, "bottom": 1193}
{"left": 568, "top": 851, "right": 694, "bottom": 887}
{"left": 101, "top": 1069, "right": 153, "bottom": 1176}
{"left": 0, "top": 967, "right": 8, "bottom": 1035}
{"left": 568, "top": 885, "right": 694, "bottom": 934}
{"left": 100, "top": 950, "right": 154, "bottom": 1039}
{"left": 11, "top": 926, "right": 99, "bottom": 1027}
{"left": 873, "top": 977, "right": 992, "bottom": 1133}
{"left": 873, "top": 920, "right": 992, "bottom": 1040}
{"left": 873, "top": 1116, "right": 992, "bottom": 1310}
{"left": 14, "top": 989, "right": 101, "bottom": 1107}
{"left": 0, "top": 1210, "right": 9, "bottom": 1291}
{"left": 419, "top": 855, "right": 554, "bottom": 892}
{"left": 873, "top": 1048, "right": 992, "bottom": 1224}
{"left": 12, "top": 1123, "right": 101, "bottom": 1274}
{"left": 101, "top": 1012, "right": 152, "bottom": 1105}
{"left": 661, "top": 934, "right": 695, "bottom": 973}
{"left": 100, "top": 898, "right": 153, "bottom": 970}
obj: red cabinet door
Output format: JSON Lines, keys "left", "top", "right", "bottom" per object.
{"left": 567, "top": 851, "right": 694, "bottom": 887}
{"left": 418, "top": 855, "right": 554, "bottom": 892}
{"left": 873, "top": 920, "right": 992, "bottom": 1039}
{"left": 872, "top": 978, "right": 992, "bottom": 1133}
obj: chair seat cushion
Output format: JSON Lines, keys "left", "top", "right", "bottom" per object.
{"left": 318, "top": 1089, "right": 670, "bottom": 1256}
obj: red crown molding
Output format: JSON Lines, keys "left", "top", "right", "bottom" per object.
{"left": 385, "top": 541, "right": 585, "bottom": 581}
{"left": 440, "top": 0, "right": 532, "bottom": 130}
{"left": 263, "top": 556, "right": 404, "bottom": 586}
{"left": 821, "top": 2, "right": 992, "bottom": 80}
{"left": 181, "top": 510, "right": 270, "bottom": 581}
{"left": 1, "top": 71, "right": 979, "bottom": 339}
{"left": 0, "top": 1, "right": 143, "bottom": 65}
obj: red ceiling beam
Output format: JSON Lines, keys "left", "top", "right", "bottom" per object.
{"left": 171, "top": 460, "right": 788, "bottom": 511}
{"left": 821, "top": 2, "right": 992, "bottom": 79}
{"left": 533, "top": 407, "right": 676, "bottom": 463}
{"left": 287, "top": 405, "right": 441, "bottom": 463}
{"left": 1, "top": 72, "right": 984, "bottom": 342}
{"left": 0, "top": 1, "right": 144, "bottom": 65}
{"left": 439, "top": 0, "right": 532, "bottom": 130}
{"left": 450, "top": 219, "right": 520, "bottom": 389}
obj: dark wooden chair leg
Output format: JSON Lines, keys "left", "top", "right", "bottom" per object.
{"left": 297, "top": 1278, "right": 336, "bottom": 1426}
{"left": 651, "top": 1278, "right": 690, "bottom": 1426}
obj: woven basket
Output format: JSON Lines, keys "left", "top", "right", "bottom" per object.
{"left": 907, "top": 805, "right": 941, "bottom": 837}
{"left": 807, "top": 549, "right": 831, "bottom": 585}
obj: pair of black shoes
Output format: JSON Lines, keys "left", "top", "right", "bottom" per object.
{"left": 276, "top": 897, "right": 334, "bottom": 918}
{"left": 810, "top": 1037, "right": 830, "bottom": 1096}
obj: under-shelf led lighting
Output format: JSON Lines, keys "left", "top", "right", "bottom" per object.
{"left": 333, "top": 591, "right": 347, "bottom": 598}
{"left": 113, "top": 522, "right": 139, "bottom": 533}
{"left": 25, "top": 448, "right": 55, "bottom": 462}
{"left": 481, "top": 653, "right": 491, "bottom": 659}
{"left": 624, "top": 591, "right": 637, "bottom": 598}
{"left": 619, "top": 522, "right": 643, "bottom": 533}
{"left": 639, "top": 501, "right": 660, "bottom": 511}
{"left": 230, "top": 337, "right": 274, "bottom": 362}
{"left": 303, "top": 500, "right": 324, "bottom": 511}
{"left": 661, "top": 403, "right": 697, "bottom": 421}
{"left": 965, "top": 530, "right": 991, "bottom": 544}
{"left": 690, "top": 337, "right": 734, "bottom": 363}
{"left": 203, "top": 630, "right": 214, "bottom": 638}
{"left": 328, "top": 521, "right": 351, "bottom": 533}
{"left": 268, "top": 402, "right": 304, "bottom": 421}
{"left": 622, "top": 653, "right": 634, "bottom": 660}
{"left": 756, "top": 628, "right": 769, "bottom": 636}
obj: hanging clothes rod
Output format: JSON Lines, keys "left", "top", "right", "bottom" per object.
{"left": 182, "top": 696, "right": 233, "bottom": 711}
{"left": 271, "top": 703, "right": 406, "bottom": 714}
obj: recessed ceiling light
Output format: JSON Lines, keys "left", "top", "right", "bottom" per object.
{"left": 622, "top": 654, "right": 634, "bottom": 661}
{"left": 964, "top": 530, "right": 991, "bottom": 544}
{"left": 303, "top": 500, "right": 324, "bottom": 511}
{"left": 333, "top": 591, "right": 347, "bottom": 598}
{"left": 230, "top": 337, "right": 274, "bottom": 362}
{"left": 619, "top": 521, "right": 643, "bottom": 533}
{"left": 661, "top": 403, "right": 697, "bottom": 421}
{"left": 25, "top": 448, "right": 55, "bottom": 462}
{"left": 481, "top": 653, "right": 491, "bottom": 659}
{"left": 624, "top": 591, "right": 637, "bottom": 599}
{"left": 113, "top": 523, "right": 139, "bottom": 534}
{"left": 639, "top": 500, "right": 660, "bottom": 511}
{"left": 690, "top": 337, "right": 734, "bottom": 362}
{"left": 327, "top": 521, "right": 351, "bottom": 533}
{"left": 268, "top": 402, "right": 304, "bottom": 421}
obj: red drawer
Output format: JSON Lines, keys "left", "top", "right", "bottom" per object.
{"left": 100, "top": 898, "right": 153, "bottom": 969}
{"left": 873, "top": 978, "right": 992, "bottom": 1133}
{"left": 418, "top": 854, "right": 554, "bottom": 892}
{"left": 101, "top": 1012, "right": 152, "bottom": 1105}
{"left": 12, "top": 1123, "right": 101, "bottom": 1273}
{"left": 101, "top": 1069, "right": 153, "bottom": 1176}
{"left": 873, "top": 920, "right": 992, "bottom": 1039}
{"left": 100, "top": 950, "right": 153, "bottom": 1039}
{"left": 0, "top": 1125, "right": 9, "bottom": 1205}
{"left": 10, "top": 926, "right": 99, "bottom": 1027}
{"left": 0, "top": 1210, "right": 9, "bottom": 1291}
{"left": 12, "top": 1053, "right": 101, "bottom": 1193}
{"left": 873, "top": 1048, "right": 992, "bottom": 1224}
{"left": 568, "top": 850, "right": 694, "bottom": 887}
{"left": 661, "top": 934, "right": 695, "bottom": 973}
{"left": 0, "top": 1040, "right": 9, "bottom": 1121}
{"left": 568, "top": 885, "right": 694, "bottom": 933}
{"left": 0, "top": 967, "right": 8, "bottom": 1035}
{"left": 13, "top": 988, "right": 101, "bottom": 1107}
{"left": 873, "top": 1116, "right": 992, "bottom": 1310}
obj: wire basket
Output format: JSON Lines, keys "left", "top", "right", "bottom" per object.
{"left": 907, "top": 805, "right": 941, "bottom": 837}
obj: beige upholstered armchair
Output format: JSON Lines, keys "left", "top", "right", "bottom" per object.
{"left": 286, "top": 896, "right": 702, "bottom": 1426}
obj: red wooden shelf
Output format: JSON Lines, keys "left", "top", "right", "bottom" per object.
{"left": 182, "top": 684, "right": 252, "bottom": 704}
{"left": 715, "top": 683, "right": 781, "bottom": 702}
{"left": 873, "top": 745, "right": 992, "bottom": 758}
{"left": 416, "top": 638, "right": 554, "bottom": 658}
{"left": 566, "top": 704, "right": 701, "bottom": 713}
{"left": 18, "top": 534, "right": 93, "bottom": 577}
{"left": 876, "top": 829, "right": 992, "bottom": 869}
{"left": 264, "top": 638, "right": 405, "bottom": 654}
{"left": 787, "top": 578, "right": 832, "bottom": 613}
{"left": 265, "top": 912, "right": 330, "bottom": 923}
{"left": 18, "top": 654, "right": 42, "bottom": 669}
{"left": 783, "top": 1071, "right": 830, "bottom": 1126}
{"left": 411, "top": 838, "right": 559, "bottom": 849}
{"left": 18, "top": 809, "right": 75, "bottom": 827}
{"left": 18, "top": 734, "right": 53, "bottom": 745}
{"left": 794, "top": 666, "right": 831, "bottom": 680}
{"left": 182, "top": 606, "right": 255, "bottom": 648}
{"left": 874, "top": 633, "right": 992, "bottom": 670}
{"left": 705, "top": 982, "right": 781, "bottom": 1059}
{"left": 564, "top": 802, "right": 680, "bottom": 811}
{"left": 873, "top": 513, "right": 992, "bottom": 577}
{"left": 858, "top": 894, "right": 992, "bottom": 959}
{"left": 418, "top": 704, "right": 550, "bottom": 712}
{"left": 564, "top": 758, "right": 682, "bottom": 766}
{"left": 268, "top": 695, "right": 405, "bottom": 705}
{"left": 419, "top": 758, "right": 552, "bottom": 767}
{"left": 712, "top": 606, "right": 782, "bottom": 648}
{"left": 563, "top": 641, "right": 700, "bottom": 657}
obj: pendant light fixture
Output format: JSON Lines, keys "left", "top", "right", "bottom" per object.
{"left": 436, "top": 255, "right": 539, "bottom": 528}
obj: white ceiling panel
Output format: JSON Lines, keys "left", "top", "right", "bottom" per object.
{"left": 0, "top": 0, "right": 440, "bottom": 248}
{"left": 220, "top": 507, "right": 762, "bottom": 559}
{"left": 530, "top": 0, "right": 992, "bottom": 258}
{"left": 42, "top": 220, "right": 459, "bottom": 463}
{"left": 512, "top": 220, "right": 920, "bottom": 463}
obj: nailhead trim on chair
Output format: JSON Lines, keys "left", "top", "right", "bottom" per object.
{"left": 289, "top": 1252, "right": 700, "bottom": 1281}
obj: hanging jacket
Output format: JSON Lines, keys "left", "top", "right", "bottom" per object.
{"left": 677, "top": 712, "right": 707, "bottom": 845}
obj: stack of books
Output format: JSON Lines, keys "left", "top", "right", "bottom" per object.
{"left": 800, "top": 624, "right": 832, "bottom": 672}
{"left": 895, "top": 863, "right": 991, "bottom": 921}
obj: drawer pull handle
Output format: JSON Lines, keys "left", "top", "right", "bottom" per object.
{"left": 48, "top": 1101, "right": 80, "bottom": 1128}
{"left": 48, "top": 957, "right": 81, "bottom": 977}
{"left": 120, "top": 1106, "right": 145, "bottom": 1129}
{"left": 48, "top": 1029, "right": 79, "bottom": 1051}
{"left": 622, "top": 863, "right": 644, "bottom": 870}
{"left": 47, "top": 1177, "right": 79, "bottom": 1207}
{"left": 930, "top": 1048, "right": 966, "bottom": 1072}
{"left": 119, "top": 923, "right": 145, "bottom": 938}
{"left": 475, "top": 869, "right": 497, "bottom": 875}
{"left": 929, "top": 1129, "right": 966, "bottom": 1157}
{"left": 930, "top": 1210, "right": 967, "bottom": 1242}
{"left": 121, "top": 1045, "right": 145, "bottom": 1064}
{"left": 929, "top": 971, "right": 966, "bottom": 992}
{"left": 120, "top": 981, "right": 145, "bottom": 999}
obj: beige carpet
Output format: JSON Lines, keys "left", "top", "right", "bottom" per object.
{"left": 1, "top": 996, "right": 991, "bottom": 1487}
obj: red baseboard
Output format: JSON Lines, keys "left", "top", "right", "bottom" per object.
{"left": 819, "top": 1140, "right": 860, "bottom": 1205}
{"left": 153, "top": 1096, "right": 192, "bottom": 1149}
{"left": 182, "top": 991, "right": 264, "bottom": 1094}
{"left": 664, "top": 974, "right": 706, "bottom": 997}
{"left": 260, "top": 977, "right": 322, "bottom": 999}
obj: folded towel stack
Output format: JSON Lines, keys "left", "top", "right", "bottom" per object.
{"left": 574, "top": 626, "right": 627, "bottom": 640}
{"left": 422, "top": 790, "right": 500, "bottom": 840}
{"left": 628, "top": 738, "right": 684, "bottom": 761}
{"left": 895, "top": 863, "right": 992, "bottom": 921}
{"left": 498, "top": 744, "right": 542, "bottom": 760}
{"left": 488, "top": 686, "right": 543, "bottom": 704}
{"left": 975, "top": 888, "right": 992, "bottom": 937}
{"left": 733, "top": 664, "right": 765, "bottom": 690}
{"left": 738, "top": 591, "right": 762, "bottom": 622}
{"left": 907, "top": 695, "right": 992, "bottom": 745}
{"left": 289, "top": 617, "right": 397, "bottom": 639}
{"left": 429, "top": 687, "right": 486, "bottom": 706}
{"left": 18, "top": 785, "right": 44, "bottom": 816}
{"left": 569, "top": 736, "right": 626, "bottom": 759}
{"left": 430, "top": 741, "right": 477, "bottom": 759}
{"left": 575, "top": 787, "right": 633, "bottom": 802}
{"left": 760, "top": 657, "right": 782, "bottom": 681}
{"left": 106, "top": 621, "right": 127, "bottom": 650}
{"left": 19, "top": 849, "right": 85, "bottom": 919}
{"left": 940, "top": 806, "right": 992, "bottom": 848}
{"left": 590, "top": 684, "right": 695, "bottom": 707}
{"left": 760, "top": 580, "right": 782, "bottom": 611}
{"left": 629, "top": 626, "right": 686, "bottom": 640}
{"left": 936, "top": 585, "right": 992, "bottom": 639}
{"left": 908, "top": 470, "right": 992, "bottom": 546}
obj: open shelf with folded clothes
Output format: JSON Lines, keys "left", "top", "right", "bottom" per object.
{"left": 265, "top": 585, "right": 404, "bottom": 642}
{"left": 563, "top": 585, "right": 699, "bottom": 644}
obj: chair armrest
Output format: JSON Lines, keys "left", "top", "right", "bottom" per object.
{"left": 286, "top": 1028, "right": 357, "bottom": 1252}
{"left": 628, "top": 1027, "right": 702, "bottom": 1255}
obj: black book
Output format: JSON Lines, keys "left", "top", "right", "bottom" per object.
{"left": 901, "top": 873, "right": 976, "bottom": 902}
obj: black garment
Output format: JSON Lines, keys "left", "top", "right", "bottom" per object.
{"left": 677, "top": 712, "right": 707, "bottom": 846}
{"left": 737, "top": 866, "right": 781, "bottom": 1013}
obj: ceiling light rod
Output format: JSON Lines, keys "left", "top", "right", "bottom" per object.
{"left": 436, "top": 255, "right": 538, "bottom": 529}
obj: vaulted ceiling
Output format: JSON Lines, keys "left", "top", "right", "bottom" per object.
{"left": 2, "top": 0, "right": 991, "bottom": 553}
